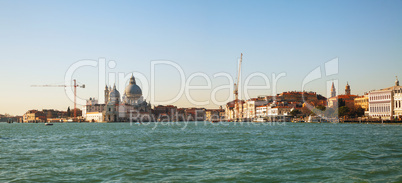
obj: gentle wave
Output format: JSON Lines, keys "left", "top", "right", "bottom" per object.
{"left": 0, "top": 122, "right": 401, "bottom": 182}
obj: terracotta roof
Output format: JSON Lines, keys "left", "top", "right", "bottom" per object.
{"left": 329, "top": 95, "right": 359, "bottom": 99}
{"left": 272, "top": 106, "right": 292, "bottom": 109}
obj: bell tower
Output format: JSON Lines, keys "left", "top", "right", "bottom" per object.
{"left": 345, "top": 82, "right": 351, "bottom": 95}
{"left": 104, "top": 85, "right": 109, "bottom": 104}
{"left": 331, "top": 82, "right": 336, "bottom": 98}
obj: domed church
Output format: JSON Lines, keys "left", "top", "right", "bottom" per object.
{"left": 122, "top": 75, "right": 143, "bottom": 105}
{"left": 104, "top": 74, "right": 151, "bottom": 122}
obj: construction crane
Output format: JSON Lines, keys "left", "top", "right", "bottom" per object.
{"left": 234, "top": 53, "right": 243, "bottom": 122}
{"left": 31, "top": 79, "right": 85, "bottom": 121}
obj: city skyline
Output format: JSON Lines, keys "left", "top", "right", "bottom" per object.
{"left": 1, "top": 0, "right": 401, "bottom": 115}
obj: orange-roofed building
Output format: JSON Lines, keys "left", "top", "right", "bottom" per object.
{"left": 327, "top": 82, "right": 359, "bottom": 108}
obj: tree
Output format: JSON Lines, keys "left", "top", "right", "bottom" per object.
{"left": 338, "top": 106, "right": 349, "bottom": 117}
{"left": 311, "top": 105, "right": 326, "bottom": 116}
{"left": 290, "top": 109, "right": 302, "bottom": 117}
{"left": 316, "top": 105, "right": 326, "bottom": 111}
{"left": 300, "top": 106, "right": 311, "bottom": 117}
{"left": 338, "top": 99, "right": 346, "bottom": 107}
{"left": 349, "top": 106, "right": 365, "bottom": 118}
{"left": 67, "top": 107, "right": 71, "bottom": 117}
{"left": 355, "top": 107, "right": 365, "bottom": 117}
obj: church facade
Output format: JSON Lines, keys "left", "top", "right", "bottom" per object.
{"left": 82, "top": 75, "right": 151, "bottom": 122}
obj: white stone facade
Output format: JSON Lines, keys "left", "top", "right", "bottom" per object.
{"left": 368, "top": 77, "right": 402, "bottom": 120}
{"left": 86, "top": 112, "right": 103, "bottom": 122}
{"left": 255, "top": 105, "right": 267, "bottom": 118}
{"left": 369, "top": 90, "right": 393, "bottom": 119}
{"left": 393, "top": 87, "right": 402, "bottom": 117}
{"left": 242, "top": 99, "right": 268, "bottom": 119}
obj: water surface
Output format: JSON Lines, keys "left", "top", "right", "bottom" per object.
{"left": 0, "top": 122, "right": 401, "bottom": 182}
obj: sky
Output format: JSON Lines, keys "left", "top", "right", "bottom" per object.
{"left": 0, "top": 0, "right": 401, "bottom": 115}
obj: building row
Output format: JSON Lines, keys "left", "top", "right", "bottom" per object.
{"left": 366, "top": 77, "right": 402, "bottom": 120}
{"left": 225, "top": 91, "right": 327, "bottom": 121}
{"left": 326, "top": 77, "right": 402, "bottom": 120}
{"left": 21, "top": 109, "right": 81, "bottom": 123}
{"left": 30, "top": 75, "right": 400, "bottom": 122}
{"left": 82, "top": 75, "right": 152, "bottom": 122}
{"left": 223, "top": 76, "right": 401, "bottom": 121}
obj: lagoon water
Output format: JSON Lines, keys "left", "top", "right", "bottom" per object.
{"left": 0, "top": 122, "right": 401, "bottom": 182}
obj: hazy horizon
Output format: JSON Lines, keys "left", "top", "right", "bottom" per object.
{"left": 1, "top": 0, "right": 401, "bottom": 115}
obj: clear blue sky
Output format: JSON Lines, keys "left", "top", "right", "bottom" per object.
{"left": 1, "top": 0, "right": 401, "bottom": 115}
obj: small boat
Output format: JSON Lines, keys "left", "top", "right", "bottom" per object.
{"left": 307, "top": 115, "right": 321, "bottom": 123}
{"left": 253, "top": 118, "right": 266, "bottom": 122}
{"left": 45, "top": 123, "right": 53, "bottom": 126}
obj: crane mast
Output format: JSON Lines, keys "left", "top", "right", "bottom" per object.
{"left": 31, "top": 79, "right": 85, "bottom": 121}
{"left": 234, "top": 53, "right": 242, "bottom": 121}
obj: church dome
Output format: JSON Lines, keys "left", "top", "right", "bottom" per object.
{"left": 125, "top": 75, "right": 142, "bottom": 100}
{"left": 110, "top": 89, "right": 120, "bottom": 98}
{"left": 108, "top": 84, "right": 120, "bottom": 104}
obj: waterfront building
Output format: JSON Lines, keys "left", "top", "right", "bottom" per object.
{"left": 42, "top": 109, "right": 71, "bottom": 122}
{"left": 86, "top": 112, "right": 103, "bottom": 122}
{"left": 256, "top": 105, "right": 267, "bottom": 118}
{"left": 23, "top": 110, "right": 46, "bottom": 123}
{"left": 0, "top": 114, "right": 23, "bottom": 123}
{"left": 268, "top": 106, "right": 293, "bottom": 116}
{"left": 354, "top": 94, "right": 369, "bottom": 111}
{"left": 369, "top": 77, "right": 402, "bottom": 120}
{"left": 176, "top": 108, "right": 187, "bottom": 121}
{"left": 82, "top": 98, "right": 106, "bottom": 120}
{"left": 104, "top": 75, "right": 151, "bottom": 122}
{"left": 327, "top": 82, "right": 358, "bottom": 108}
{"left": 42, "top": 109, "right": 68, "bottom": 119}
{"left": 277, "top": 91, "right": 324, "bottom": 103}
{"left": 153, "top": 105, "right": 177, "bottom": 121}
{"left": 205, "top": 107, "right": 225, "bottom": 121}
{"left": 394, "top": 78, "right": 402, "bottom": 119}
{"left": 82, "top": 74, "right": 151, "bottom": 122}
{"left": 225, "top": 99, "right": 245, "bottom": 121}
{"left": 104, "top": 84, "right": 121, "bottom": 122}
{"left": 242, "top": 98, "right": 268, "bottom": 120}
{"left": 184, "top": 108, "right": 206, "bottom": 121}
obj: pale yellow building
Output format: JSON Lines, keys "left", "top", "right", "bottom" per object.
{"left": 354, "top": 94, "right": 368, "bottom": 111}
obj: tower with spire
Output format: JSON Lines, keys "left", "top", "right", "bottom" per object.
{"left": 331, "top": 81, "right": 336, "bottom": 98}
{"left": 104, "top": 85, "right": 109, "bottom": 104}
{"left": 345, "top": 82, "right": 351, "bottom": 95}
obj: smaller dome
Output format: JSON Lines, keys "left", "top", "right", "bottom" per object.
{"left": 110, "top": 89, "right": 120, "bottom": 98}
{"left": 108, "top": 84, "right": 120, "bottom": 104}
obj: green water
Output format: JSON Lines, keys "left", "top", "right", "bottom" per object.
{"left": 0, "top": 122, "right": 401, "bottom": 182}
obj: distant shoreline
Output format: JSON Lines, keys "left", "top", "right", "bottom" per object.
{"left": 2, "top": 121, "right": 402, "bottom": 125}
